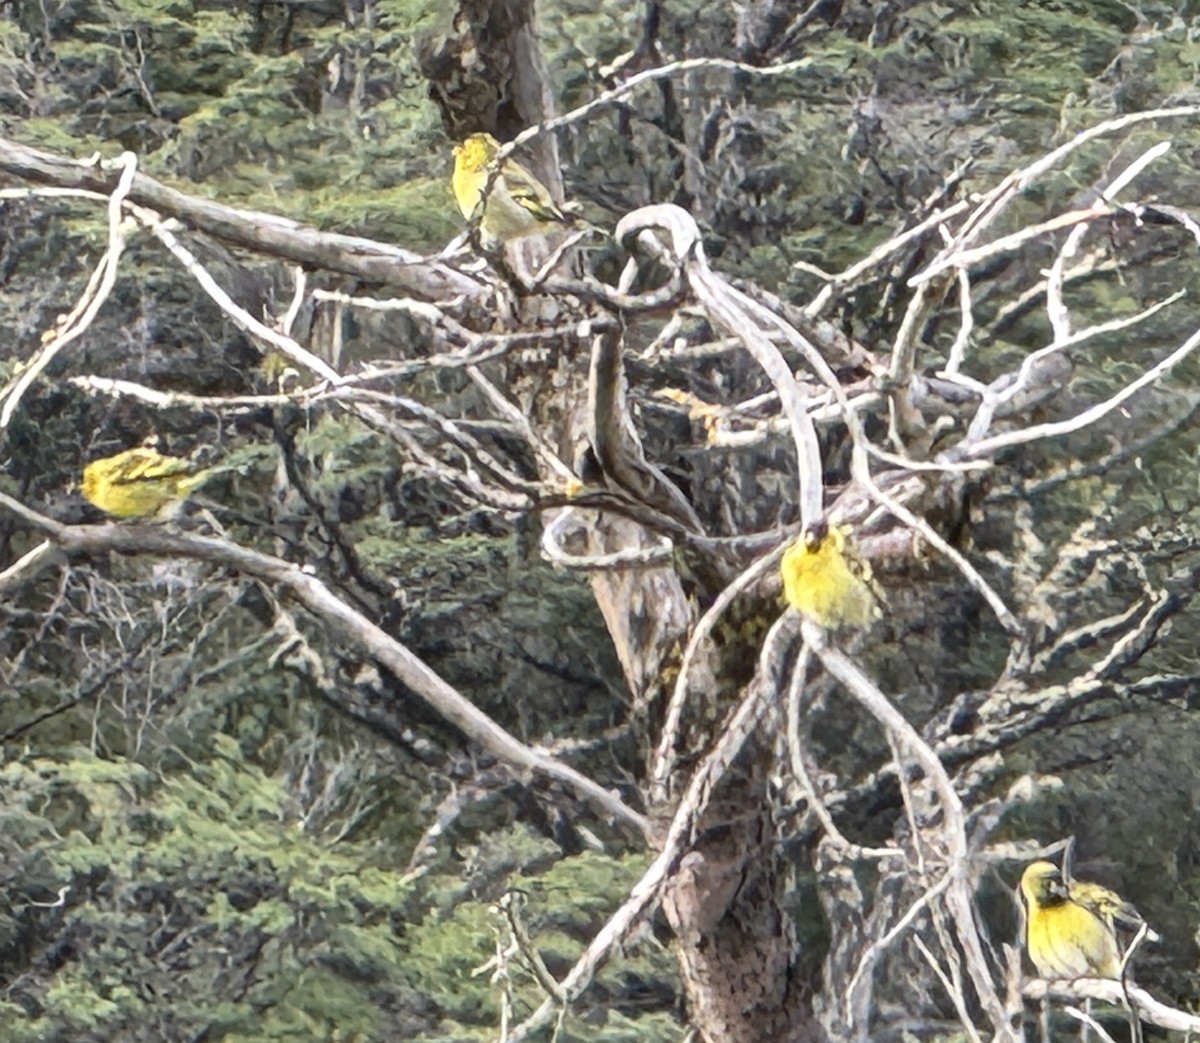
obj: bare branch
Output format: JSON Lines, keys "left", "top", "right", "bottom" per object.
{"left": 0, "top": 152, "right": 138, "bottom": 428}
{"left": 506, "top": 621, "right": 781, "bottom": 1042}
{"left": 811, "top": 627, "right": 1020, "bottom": 1041}
{"left": 964, "top": 319, "right": 1200, "bottom": 457}
{"left": 0, "top": 134, "right": 484, "bottom": 298}
{"left": 1024, "top": 979, "right": 1200, "bottom": 1035}
{"left": 0, "top": 494, "right": 651, "bottom": 840}
{"left": 650, "top": 541, "right": 783, "bottom": 803}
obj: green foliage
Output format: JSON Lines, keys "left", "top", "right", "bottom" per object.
{"left": 294, "top": 414, "right": 398, "bottom": 497}
{"left": 305, "top": 177, "right": 459, "bottom": 247}
{"left": 11, "top": 0, "right": 1200, "bottom": 1039}
{"left": 7, "top": 0, "right": 455, "bottom": 249}
{"left": 514, "top": 849, "right": 650, "bottom": 926}
{"left": 399, "top": 844, "right": 669, "bottom": 1037}
{"left": 1, "top": 742, "right": 673, "bottom": 1041}
{"left": 2, "top": 740, "right": 414, "bottom": 1040}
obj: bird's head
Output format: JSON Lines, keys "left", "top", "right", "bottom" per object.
{"left": 1020, "top": 860, "right": 1069, "bottom": 907}
{"left": 454, "top": 133, "right": 501, "bottom": 174}
{"left": 802, "top": 519, "right": 830, "bottom": 552}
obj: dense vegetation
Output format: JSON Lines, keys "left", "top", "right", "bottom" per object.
{"left": 4, "top": 1, "right": 1200, "bottom": 1041}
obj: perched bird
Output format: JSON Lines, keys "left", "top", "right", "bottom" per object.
{"left": 1019, "top": 860, "right": 1148, "bottom": 979}
{"left": 780, "top": 520, "right": 879, "bottom": 628}
{"left": 451, "top": 132, "right": 575, "bottom": 245}
{"left": 81, "top": 447, "right": 216, "bottom": 519}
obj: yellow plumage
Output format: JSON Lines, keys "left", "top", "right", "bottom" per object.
{"left": 780, "top": 521, "right": 879, "bottom": 628}
{"left": 451, "top": 132, "right": 574, "bottom": 245}
{"left": 1020, "top": 861, "right": 1124, "bottom": 979}
{"left": 1069, "top": 880, "right": 1160, "bottom": 941}
{"left": 81, "top": 447, "right": 213, "bottom": 519}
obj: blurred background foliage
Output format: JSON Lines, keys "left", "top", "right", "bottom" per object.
{"left": 3, "top": 0, "right": 1200, "bottom": 1039}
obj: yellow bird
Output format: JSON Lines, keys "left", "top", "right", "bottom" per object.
{"left": 451, "top": 132, "right": 575, "bottom": 245}
{"left": 81, "top": 447, "right": 216, "bottom": 519}
{"left": 1020, "top": 861, "right": 1132, "bottom": 979}
{"left": 780, "top": 521, "right": 879, "bottom": 628}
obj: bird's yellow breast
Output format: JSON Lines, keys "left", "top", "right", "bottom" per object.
{"left": 451, "top": 135, "right": 496, "bottom": 222}
{"left": 780, "top": 526, "right": 877, "bottom": 628}
{"left": 1026, "top": 897, "right": 1121, "bottom": 979}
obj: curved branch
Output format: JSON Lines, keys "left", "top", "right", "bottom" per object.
{"left": 1024, "top": 978, "right": 1200, "bottom": 1035}
{"left": 0, "top": 153, "right": 138, "bottom": 428}
{"left": 812, "top": 629, "right": 1019, "bottom": 1041}
{"left": 506, "top": 615, "right": 784, "bottom": 1043}
{"left": 0, "top": 135, "right": 485, "bottom": 300}
{"left": 588, "top": 326, "right": 705, "bottom": 534}
{"left": 0, "top": 494, "right": 651, "bottom": 841}
{"left": 617, "top": 204, "right": 825, "bottom": 527}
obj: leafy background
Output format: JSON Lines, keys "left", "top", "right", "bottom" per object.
{"left": 4, "top": 0, "right": 1200, "bottom": 1039}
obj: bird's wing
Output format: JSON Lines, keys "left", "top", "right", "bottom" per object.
{"left": 1070, "top": 881, "right": 1161, "bottom": 941}
{"left": 502, "top": 160, "right": 567, "bottom": 223}
{"left": 123, "top": 454, "right": 194, "bottom": 484}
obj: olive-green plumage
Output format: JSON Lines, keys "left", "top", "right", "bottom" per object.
{"left": 81, "top": 447, "right": 214, "bottom": 519}
{"left": 451, "top": 133, "right": 574, "bottom": 245}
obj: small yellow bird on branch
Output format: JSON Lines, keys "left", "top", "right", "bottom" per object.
{"left": 81, "top": 447, "right": 218, "bottom": 519}
{"left": 451, "top": 132, "right": 579, "bottom": 246}
{"left": 1019, "top": 860, "right": 1158, "bottom": 979}
{"left": 780, "top": 520, "right": 880, "bottom": 629}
